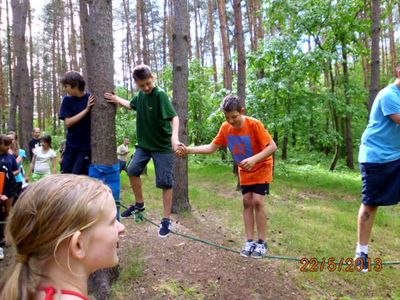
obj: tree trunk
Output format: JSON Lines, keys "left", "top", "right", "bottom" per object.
{"left": 12, "top": 0, "right": 32, "bottom": 151}
{"left": 387, "top": 1, "right": 397, "bottom": 77}
{"left": 69, "top": 0, "right": 78, "bottom": 70}
{"left": 217, "top": 0, "right": 232, "bottom": 91}
{"left": 172, "top": 0, "right": 190, "bottom": 213}
{"left": 207, "top": 0, "right": 217, "bottom": 86}
{"left": 0, "top": 1, "right": 6, "bottom": 132}
{"left": 7, "top": 0, "right": 16, "bottom": 131}
{"left": 233, "top": 0, "right": 246, "bottom": 107}
{"left": 136, "top": 0, "right": 142, "bottom": 64}
{"left": 369, "top": 0, "right": 380, "bottom": 112}
{"left": 141, "top": 0, "right": 149, "bottom": 65}
{"left": 194, "top": 0, "right": 200, "bottom": 61}
{"left": 162, "top": 0, "right": 167, "bottom": 66}
{"left": 122, "top": 0, "right": 134, "bottom": 92}
{"left": 79, "top": 0, "right": 118, "bottom": 298}
{"left": 341, "top": 42, "right": 354, "bottom": 169}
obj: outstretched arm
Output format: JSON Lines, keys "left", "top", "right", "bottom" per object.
{"left": 186, "top": 143, "right": 220, "bottom": 155}
{"left": 171, "top": 116, "right": 180, "bottom": 151}
{"left": 104, "top": 93, "right": 132, "bottom": 109}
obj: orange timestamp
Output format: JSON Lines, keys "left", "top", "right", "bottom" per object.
{"left": 300, "top": 257, "right": 383, "bottom": 272}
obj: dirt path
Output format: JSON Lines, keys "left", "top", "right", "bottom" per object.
{"left": 117, "top": 209, "right": 308, "bottom": 300}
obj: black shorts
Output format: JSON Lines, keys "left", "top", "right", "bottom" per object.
{"left": 61, "top": 146, "right": 91, "bottom": 175}
{"left": 360, "top": 158, "right": 400, "bottom": 206}
{"left": 241, "top": 184, "right": 270, "bottom": 196}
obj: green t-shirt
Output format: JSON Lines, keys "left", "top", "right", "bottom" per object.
{"left": 130, "top": 87, "right": 177, "bottom": 152}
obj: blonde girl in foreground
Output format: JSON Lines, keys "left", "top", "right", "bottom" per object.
{"left": 0, "top": 174, "right": 125, "bottom": 300}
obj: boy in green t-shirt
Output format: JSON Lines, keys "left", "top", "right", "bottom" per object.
{"left": 105, "top": 64, "right": 180, "bottom": 238}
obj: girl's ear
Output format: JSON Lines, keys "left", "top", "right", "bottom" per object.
{"left": 69, "top": 231, "right": 86, "bottom": 259}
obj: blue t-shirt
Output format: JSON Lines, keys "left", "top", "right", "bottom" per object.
{"left": 59, "top": 93, "right": 91, "bottom": 150}
{"left": 14, "top": 149, "right": 26, "bottom": 183}
{"left": 359, "top": 84, "right": 400, "bottom": 163}
{"left": 0, "top": 153, "right": 19, "bottom": 174}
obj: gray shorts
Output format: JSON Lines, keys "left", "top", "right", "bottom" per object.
{"left": 127, "top": 147, "right": 175, "bottom": 189}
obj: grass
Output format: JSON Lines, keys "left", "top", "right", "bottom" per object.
{"left": 115, "top": 154, "right": 400, "bottom": 299}
{"left": 111, "top": 246, "right": 145, "bottom": 298}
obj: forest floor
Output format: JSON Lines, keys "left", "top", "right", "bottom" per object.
{"left": 1, "top": 160, "right": 399, "bottom": 299}
{"left": 113, "top": 208, "right": 306, "bottom": 300}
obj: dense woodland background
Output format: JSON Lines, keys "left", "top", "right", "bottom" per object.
{"left": 0, "top": 0, "right": 397, "bottom": 171}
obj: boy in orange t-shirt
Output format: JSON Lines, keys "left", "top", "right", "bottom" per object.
{"left": 178, "top": 95, "right": 277, "bottom": 258}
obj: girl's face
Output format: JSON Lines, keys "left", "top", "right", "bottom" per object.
{"left": 42, "top": 141, "right": 50, "bottom": 149}
{"left": 83, "top": 192, "right": 125, "bottom": 272}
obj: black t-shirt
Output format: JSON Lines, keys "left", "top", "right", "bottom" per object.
{"left": 28, "top": 138, "right": 41, "bottom": 160}
{"left": 59, "top": 93, "right": 91, "bottom": 150}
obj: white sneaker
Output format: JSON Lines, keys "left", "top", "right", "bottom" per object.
{"left": 251, "top": 242, "right": 268, "bottom": 259}
{"left": 240, "top": 241, "right": 256, "bottom": 257}
{"left": 0, "top": 247, "right": 4, "bottom": 260}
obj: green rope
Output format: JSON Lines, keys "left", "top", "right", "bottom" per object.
{"left": 124, "top": 204, "right": 400, "bottom": 267}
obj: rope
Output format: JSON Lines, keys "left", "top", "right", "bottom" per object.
{"left": 119, "top": 203, "right": 400, "bottom": 267}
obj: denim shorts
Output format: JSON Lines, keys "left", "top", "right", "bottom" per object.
{"left": 360, "top": 158, "right": 400, "bottom": 206}
{"left": 127, "top": 147, "right": 175, "bottom": 189}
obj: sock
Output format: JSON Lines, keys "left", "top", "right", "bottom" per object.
{"left": 356, "top": 243, "right": 368, "bottom": 254}
{"left": 135, "top": 202, "right": 144, "bottom": 207}
{"left": 247, "top": 239, "right": 253, "bottom": 243}
{"left": 258, "top": 239, "right": 264, "bottom": 244}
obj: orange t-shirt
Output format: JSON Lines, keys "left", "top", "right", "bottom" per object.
{"left": 213, "top": 116, "right": 274, "bottom": 185}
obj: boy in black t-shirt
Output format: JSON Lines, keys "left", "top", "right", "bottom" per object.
{"left": 59, "top": 71, "right": 95, "bottom": 175}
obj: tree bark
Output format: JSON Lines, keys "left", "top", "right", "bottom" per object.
{"left": 80, "top": 0, "right": 118, "bottom": 297}
{"left": 68, "top": 0, "right": 78, "bottom": 70}
{"left": 369, "top": 0, "right": 380, "bottom": 112}
{"left": 172, "top": 0, "right": 190, "bottom": 213}
{"left": 387, "top": 1, "right": 397, "bottom": 77}
{"left": 0, "top": 1, "right": 6, "bottom": 132}
{"left": 341, "top": 42, "right": 354, "bottom": 169}
{"left": 7, "top": 0, "right": 16, "bottom": 131}
{"left": 207, "top": 0, "right": 217, "bottom": 86}
{"left": 12, "top": 0, "right": 32, "bottom": 151}
{"left": 217, "top": 0, "right": 232, "bottom": 91}
{"left": 233, "top": 0, "right": 246, "bottom": 108}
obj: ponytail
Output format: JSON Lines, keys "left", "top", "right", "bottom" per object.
{"left": 0, "top": 260, "right": 33, "bottom": 300}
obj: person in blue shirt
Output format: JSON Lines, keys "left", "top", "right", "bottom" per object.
{"left": 7, "top": 131, "right": 28, "bottom": 203}
{"left": 356, "top": 65, "right": 400, "bottom": 272}
{"left": 59, "top": 71, "right": 95, "bottom": 175}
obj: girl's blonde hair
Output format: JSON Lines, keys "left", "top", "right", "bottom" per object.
{"left": 0, "top": 174, "right": 111, "bottom": 300}
{"left": 7, "top": 131, "right": 20, "bottom": 157}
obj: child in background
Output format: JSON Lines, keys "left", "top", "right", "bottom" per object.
{"left": 7, "top": 131, "right": 28, "bottom": 202}
{"left": 0, "top": 134, "right": 18, "bottom": 261}
{"left": 28, "top": 135, "right": 57, "bottom": 181}
{"left": 177, "top": 95, "right": 277, "bottom": 258}
{"left": 0, "top": 174, "right": 125, "bottom": 300}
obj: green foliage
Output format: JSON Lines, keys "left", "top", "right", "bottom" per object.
{"left": 246, "top": 0, "right": 372, "bottom": 164}
{"left": 114, "top": 86, "right": 137, "bottom": 145}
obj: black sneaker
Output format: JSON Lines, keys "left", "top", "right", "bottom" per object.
{"left": 120, "top": 203, "right": 145, "bottom": 218}
{"left": 159, "top": 218, "right": 172, "bottom": 238}
{"left": 355, "top": 252, "right": 369, "bottom": 273}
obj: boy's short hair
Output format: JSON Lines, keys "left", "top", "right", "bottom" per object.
{"left": 60, "top": 71, "right": 85, "bottom": 92}
{"left": 0, "top": 134, "right": 13, "bottom": 146}
{"left": 132, "top": 64, "right": 152, "bottom": 81}
{"left": 221, "top": 95, "right": 243, "bottom": 113}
